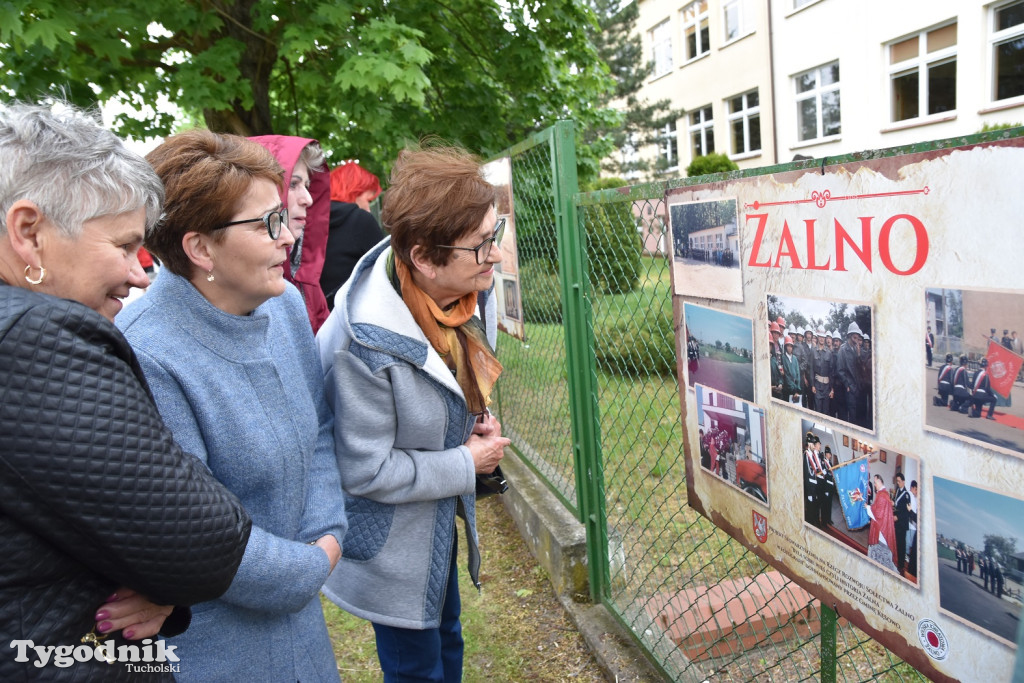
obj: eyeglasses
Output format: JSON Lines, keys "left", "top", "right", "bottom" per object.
{"left": 438, "top": 217, "right": 506, "bottom": 265}
{"left": 216, "top": 208, "right": 289, "bottom": 240}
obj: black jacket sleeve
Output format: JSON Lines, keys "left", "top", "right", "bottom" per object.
{"left": 0, "top": 293, "right": 251, "bottom": 606}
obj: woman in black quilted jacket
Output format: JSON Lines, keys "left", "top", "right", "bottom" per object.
{"left": 0, "top": 101, "right": 251, "bottom": 681}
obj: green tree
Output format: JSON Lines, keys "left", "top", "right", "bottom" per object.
{"left": 583, "top": 0, "right": 680, "bottom": 180}
{"left": 1, "top": 1, "right": 613, "bottom": 178}
{"left": 983, "top": 534, "right": 1017, "bottom": 561}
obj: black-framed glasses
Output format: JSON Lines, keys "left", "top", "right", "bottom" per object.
{"left": 216, "top": 208, "right": 289, "bottom": 240}
{"left": 438, "top": 217, "right": 506, "bottom": 264}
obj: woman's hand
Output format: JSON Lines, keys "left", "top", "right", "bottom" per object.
{"left": 94, "top": 587, "right": 173, "bottom": 640}
{"left": 467, "top": 413, "right": 510, "bottom": 474}
{"left": 314, "top": 534, "right": 342, "bottom": 572}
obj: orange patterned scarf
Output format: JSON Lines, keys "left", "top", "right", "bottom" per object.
{"left": 395, "top": 258, "right": 502, "bottom": 413}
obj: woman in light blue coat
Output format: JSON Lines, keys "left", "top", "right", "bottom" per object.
{"left": 318, "top": 144, "right": 510, "bottom": 682}
{"left": 117, "top": 130, "right": 347, "bottom": 682}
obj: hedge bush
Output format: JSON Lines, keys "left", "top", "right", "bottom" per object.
{"left": 686, "top": 152, "right": 739, "bottom": 178}
{"left": 586, "top": 177, "right": 641, "bottom": 295}
{"left": 592, "top": 289, "right": 676, "bottom": 378}
{"left": 519, "top": 260, "right": 563, "bottom": 324}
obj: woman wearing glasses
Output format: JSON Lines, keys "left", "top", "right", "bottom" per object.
{"left": 317, "top": 144, "right": 510, "bottom": 682}
{"left": 117, "top": 130, "right": 347, "bottom": 682}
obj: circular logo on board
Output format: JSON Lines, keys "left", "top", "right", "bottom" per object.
{"left": 917, "top": 619, "right": 949, "bottom": 661}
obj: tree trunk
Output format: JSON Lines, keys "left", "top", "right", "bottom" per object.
{"left": 201, "top": 0, "right": 277, "bottom": 136}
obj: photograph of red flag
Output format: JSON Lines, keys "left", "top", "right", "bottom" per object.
{"left": 985, "top": 340, "right": 1023, "bottom": 399}
{"left": 924, "top": 287, "right": 1024, "bottom": 458}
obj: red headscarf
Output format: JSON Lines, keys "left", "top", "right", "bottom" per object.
{"left": 249, "top": 135, "right": 331, "bottom": 332}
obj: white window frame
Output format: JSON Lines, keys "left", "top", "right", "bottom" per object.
{"left": 794, "top": 61, "right": 841, "bottom": 142}
{"left": 658, "top": 123, "right": 680, "bottom": 172}
{"left": 680, "top": 1, "right": 710, "bottom": 63}
{"left": 688, "top": 105, "right": 715, "bottom": 158}
{"left": 886, "top": 23, "right": 958, "bottom": 123}
{"left": 723, "top": 0, "right": 753, "bottom": 45}
{"left": 989, "top": 0, "right": 1024, "bottom": 104}
{"left": 649, "top": 19, "right": 673, "bottom": 79}
{"left": 727, "top": 89, "right": 761, "bottom": 157}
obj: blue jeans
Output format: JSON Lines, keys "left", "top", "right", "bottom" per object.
{"left": 372, "top": 546, "right": 463, "bottom": 682}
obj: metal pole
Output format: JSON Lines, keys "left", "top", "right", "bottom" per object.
{"left": 550, "top": 121, "right": 610, "bottom": 601}
{"left": 820, "top": 603, "right": 837, "bottom": 683}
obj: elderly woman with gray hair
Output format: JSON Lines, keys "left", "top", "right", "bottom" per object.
{"left": 0, "top": 101, "right": 250, "bottom": 680}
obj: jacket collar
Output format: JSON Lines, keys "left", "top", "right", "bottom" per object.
{"left": 324, "top": 239, "right": 462, "bottom": 395}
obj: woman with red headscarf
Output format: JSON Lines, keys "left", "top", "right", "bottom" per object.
{"left": 250, "top": 135, "right": 332, "bottom": 332}
{"left": 321, "top": 161, "right": 384, "bottom": 310}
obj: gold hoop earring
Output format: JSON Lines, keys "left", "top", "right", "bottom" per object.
{"left": 206, "top": 270, "right": 215, "bottom": 282}
{"left": 24, "top": 264, "right": 45, "bottom": 285}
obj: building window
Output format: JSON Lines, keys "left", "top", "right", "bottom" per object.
{"left": 794, "top": 0, "right": 816, "bottom": 8}
{"left": 991, "top": 1, "right": 1024, "bottom": 101}
{"left": 888, "top": 23, "right": 957, "bottom": 122}
{"left": 650, "top": 19, "right": 673, "bottom": 78}
{"left": 728, "top": 90, "right": 761, "bottom": 155}
{"left": 795, "top": 62, "right": 841, "bottom": 141}
{"left": 658, "top": 123, "right": 679, "bottom": 172}
{"left": 681, "top": 1, "right": 710, "bottom": 61}
{"left": 689, "top": 105, "right": 715, "bottom": 157}
{"left": 723, "top": 0, "right": 752, "bottom": 43}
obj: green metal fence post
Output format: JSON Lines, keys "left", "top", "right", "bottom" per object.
{"left": 821, "top": 603, "right": 837, "bottom": 682}
{"left": 550, "top": 121, "right": 610, "bottom": 601}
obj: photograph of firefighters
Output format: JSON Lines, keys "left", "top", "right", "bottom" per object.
{"left": 802, "top": 421, "right": 920, "bottom": 585}
{"left": 695, "top": 384, "right": 768, "bottom": 504}
{"left": 767, "top": 294, "right": 874, "bottom": 432}
{"left": 925, "top": 288, "right": 1024, "bottom": 458}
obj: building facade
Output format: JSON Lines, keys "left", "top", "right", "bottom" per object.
{"left": 633, "top": 0, "right": 1024, "bottom": 177}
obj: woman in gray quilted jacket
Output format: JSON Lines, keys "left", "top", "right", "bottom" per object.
{"left": 0, "top": 102, "right": 251, "bottom": 681}
{"left": 317, "top": 143, "right": 510, "bottom": 682}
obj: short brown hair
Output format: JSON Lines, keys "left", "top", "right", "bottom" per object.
{"left": 145, "top": 129, "right": 283, "bottom": 276}
{"left": 383, "top": 144, "right": 495, "bottom": 267}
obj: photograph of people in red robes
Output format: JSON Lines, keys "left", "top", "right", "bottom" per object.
{"left": 802, "top": 421, "right": 920, "bottom": 584}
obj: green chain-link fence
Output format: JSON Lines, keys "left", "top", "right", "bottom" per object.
{"left": 494, "top": 121, "right": 927, "bottom": 682}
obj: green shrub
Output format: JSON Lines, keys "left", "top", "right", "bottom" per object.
{"left": 593, "top": 296, "right": 676, "bottom": 378}
{"left": 686, "top": 152, "right": 739, "bottom": 178}
{"left": 585, "top": 177, "right": 641, "bottom": 295}
{"left": 519, "top": 260, "right": 563, "bottom": 324}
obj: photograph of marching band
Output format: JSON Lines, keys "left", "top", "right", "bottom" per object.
{"left": 924, "top": 288, "right": 1024, "bottom": 457}
{"left": 682, "top": 303, "right": 754, "bottom": 402}
{"left": 801, "top": 420, "right": 920, "bottom": 585}
{"left": 767, "top": 294, "right": 874, "bottom": 432}
{"left": 695, "top": 384, "right": 768, "bottom": 504}
{"left": 666, "top": 197, "right": 743, "bottom": 302}
{"left": 933, "top": 476, "right": 1024, "bottom": 646}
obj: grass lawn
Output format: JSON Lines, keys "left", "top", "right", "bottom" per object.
{"left": 323, "top": 496, "right": 606, "bottom": 682}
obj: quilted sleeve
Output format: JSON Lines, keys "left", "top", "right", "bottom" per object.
{"left": 0, "top": 302, "right": 251, "bottom": 607}
{"left": 325, "top": 345, "right": 476, "bottom": 504}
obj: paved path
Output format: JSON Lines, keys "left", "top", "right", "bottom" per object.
{"left": 937, "top": 557, "right": 1021, "bottom": 642}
